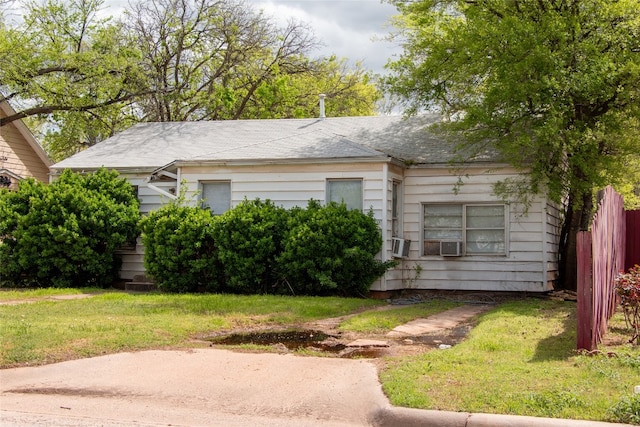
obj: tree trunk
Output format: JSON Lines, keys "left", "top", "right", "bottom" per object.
{"left": 558, "top": 193, "right": 594, "bottom": 291}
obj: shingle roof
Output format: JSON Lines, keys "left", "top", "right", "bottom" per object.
{"left": 51, "top": 115, "right": 499, "bottom": 170}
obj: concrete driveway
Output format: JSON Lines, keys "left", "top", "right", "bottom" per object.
{"left": 1, "top": 348, "right": 386, "bottom": 426}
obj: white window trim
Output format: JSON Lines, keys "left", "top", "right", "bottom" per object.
{"left": 392, "top": 180, "right": 403, "bottom": 238}
{"left": 421, "top": 203, "right": 509, "bottom": 257}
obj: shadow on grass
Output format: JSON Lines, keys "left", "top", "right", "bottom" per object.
{"left": 529, "top": 306, "right": 577, "bottom": 362}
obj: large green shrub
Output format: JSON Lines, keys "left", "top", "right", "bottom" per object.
{"left": 139, "top": 198, "right": 394, "bottom": 296}
{"left": 0, "top": 168, "right": 140, "bottom": 288}
{"left": 140, "top": 202, "right": 221, "bottom": 293}
{"left": 276, "top": 200, "right": 396, "bottom": 296}
{"left": 212, "top": 199, "right": 287, "bottom": 294}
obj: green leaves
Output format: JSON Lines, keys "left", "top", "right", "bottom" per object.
{"left": 0, "top": 169, "right": 140, "bottom": 288}
{"left": 140, "top": 199, "right": 393, "bottom": 296}
{"left": 385, "top": 0, "right": 640, "bottom": 208}
{"left": 140, "top": 202, "right": 221, "bottom": 293}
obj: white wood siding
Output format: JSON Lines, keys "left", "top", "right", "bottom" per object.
{"left": 113, "top": 164, "right": 559, "bottom": 292}
{"left": 180, "top": 163, "right": 386, "bottom": 217}
{"left": 381, "top": 167, "right": 555, "bottom": 292}
{"left": 117, "top": 164, "right": 389, "bottom": 281}
{"left": 544, "top": 201, "right": 562, "bottom": 288}
{"left": 115, "top": 174, "right": 177, "bottom": 280}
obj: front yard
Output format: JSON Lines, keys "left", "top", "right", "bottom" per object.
{"left": 0, "top": 289, "right": 638, "bottom": 424}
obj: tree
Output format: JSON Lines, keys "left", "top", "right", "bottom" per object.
{"left": 243, "top": 56, "right": 381, "bottom": 119}
{"left": 0, "top": 0, "right": 147, "bottom": 160}
{"left": 0, "top": 0, "right": 146, "bottom": 126}
{"left": 384, "top": 0, "right": 640, "bottom": 289}
{"left": 2, "top": 0, "right": 380, "bottom": 160}
{"left": 123, "top": 0, "right": 380, "bottom": 121}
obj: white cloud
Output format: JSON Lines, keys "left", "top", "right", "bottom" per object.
{"left": 248, "top": 0, "right": 400, "bottom": 75}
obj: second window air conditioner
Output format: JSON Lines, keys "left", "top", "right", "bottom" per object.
{"left": 440, "top": 240, "right": 462, "bottom": 256}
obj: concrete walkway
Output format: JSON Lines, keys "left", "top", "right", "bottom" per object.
{"left": 387, "top": 304, "right": 491, "bottom": 337}
{"left": 0, "top": 304, "right": 632, "bottom": 427}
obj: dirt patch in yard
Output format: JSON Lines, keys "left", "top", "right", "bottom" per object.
{"left": 201, "top": 303, "right": 489, "bottom": 362}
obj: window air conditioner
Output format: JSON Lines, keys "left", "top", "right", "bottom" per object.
{"left": 392, "top": 238, "right": 411, "bottom": 258}
{"left": 440, "top": 240, "right": 462, "bottom": 256}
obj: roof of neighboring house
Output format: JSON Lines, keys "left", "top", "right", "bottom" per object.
{"left": 51, "top": 114, "right": 500, "bottom": 171}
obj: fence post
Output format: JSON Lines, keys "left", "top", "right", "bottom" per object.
{"left": 577, "top": 231, "right": 593, "bottom": 351}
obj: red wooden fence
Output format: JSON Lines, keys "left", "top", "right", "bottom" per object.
{"left": 576, "top": 186, "right": 626, "bottom": 351}
{"left": 626, "top": 210, "right": 640, "bottom": 270}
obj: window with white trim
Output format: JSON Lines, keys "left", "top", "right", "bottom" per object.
{"left": 423, "top": 204, "right": 507, "bottom": 256}
{"left": 392, "top": 181, "right": 401, "bottom": 237}
{"left": 327, "top": 179, "right": 363, "bottom": 211}
{"left": 200, "top": 181, "right": 231, "bottom": 215}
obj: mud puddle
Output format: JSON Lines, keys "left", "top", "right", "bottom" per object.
{"left": 207, "top": 329, "right": 345, "bottom": 351}
{"left": 205, "top": 329, "right": 389, "bottom": 358}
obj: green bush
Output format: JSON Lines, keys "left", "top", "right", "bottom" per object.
{"left": 140, "top": 202, "right": 221, "bottom": 293}
{"left": 0, "top": 168, "right": 140, "bottom": 288}
{"left": 212, "top": 199, "right": 287, "bottom": 294}
{"left": 276, "top": 200, "right": 396, "bottom": 296}
{"left": 139, "top": 198, "right": 394, "bottom": 296}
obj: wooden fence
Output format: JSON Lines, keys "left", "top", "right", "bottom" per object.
{"left": 626, "top": 210, "right": 640, "bottom": 270}
{"left": 576, "top": 186, "right": 626, "bottom": 351}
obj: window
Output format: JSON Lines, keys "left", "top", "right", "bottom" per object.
{"left": 423, "top": 204, "right": 506, "bottom": 256}
{"left": 392, "top": 181, "right": 400, "bottom": 237}
{"left": 200, "top": 181, "right": 231, "bottom": 215}
{"left": 327, "top": 179, "right": 363, "bottom": 211}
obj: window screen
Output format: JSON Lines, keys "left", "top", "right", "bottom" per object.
{"left": 200, "top": 181, "right": 231, "bottom": 215}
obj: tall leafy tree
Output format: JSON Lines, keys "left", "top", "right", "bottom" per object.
{"left": 385, "top": 0, "right": 640, "bottom": 289}
{"left": 0, "top": 0, "right": 146, "bottom": 160}
{"left": 242, "top": 56, "right": 380, "bottom": 119}
{"left": 123, "top": 0, "right": 379, "bottom": 121}
{"left": 0, "top": 0, "right": 145, "bottom": 125}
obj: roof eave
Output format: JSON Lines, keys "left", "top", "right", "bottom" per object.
{"left": 49, "top": 165, "right": 159, "bottom": 175}
{"left": 171, "top": 155, "right": 392, "bottom": 168}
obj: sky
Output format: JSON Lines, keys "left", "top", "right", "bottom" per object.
{"left": 245, "top": 0, "right": 402, "bottom": 75}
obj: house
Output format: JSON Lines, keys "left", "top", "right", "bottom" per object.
{"left": 50, "top": 114, "right": 560, "bottom": 293}
{"left": 0, "top": 99, "right": 52, "bottom": 189}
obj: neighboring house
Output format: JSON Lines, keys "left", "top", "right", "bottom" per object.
{"left": 50, "top": 115, "right": 560, "bottom": 293}
{"left": 0, "top": 100, "right": 52, "bottom": 190}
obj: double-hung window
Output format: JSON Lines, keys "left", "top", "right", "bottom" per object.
{"left": 200, "top": 181, "right": 231, "bottom": 215}
{"left": 327, "top": 179, "right": 363, "bottom": 211}
{"left": 423, "top": 204, "right": 507, "bottom": 256}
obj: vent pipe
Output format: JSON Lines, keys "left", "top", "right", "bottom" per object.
{"left": 319, "top": 93, "right": 326, "bottom": 119}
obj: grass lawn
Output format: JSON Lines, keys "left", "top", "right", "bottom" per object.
{"left": 0, "top": 290, "right": 382, "bottom": 367}
{"left": 380, "top": 298, "right": 640, "bottom": 424}
{"left": 1, "top": 290, "right": 638, "bottom": 423}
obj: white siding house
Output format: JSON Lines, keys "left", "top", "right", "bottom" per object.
{"left": 50, "top": 115, "right": 559, "bottom": 293}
